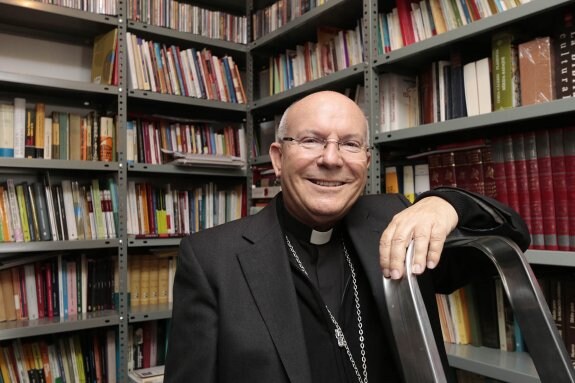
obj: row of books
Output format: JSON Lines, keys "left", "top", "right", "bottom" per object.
{"left": 378, "top": 24, "right": 574, "bottom": 133}
{"left": 436, "top": 278, "right": 522, "bottom": 352}
{"left": 36, "top": 0, "right": 117, "bottom": 16}
{"left": 0, "top": 177, "right": 118, "bottom": 243}
{"left": 259, "top": 22, "right": 364, "bottom": 97}
{"left": 386, "top": 127, "right": 575, "bottom": 251}
{"left": 126, "top": 32, "right": 247, "bottom": 103}
{"left": 128, "top": 253, "right": 176, "bottom": 308}
{"left": 126, "top": 118, "right": 247, "bottom": 165}
{"left": 378, "top": 0, "right": 531, "bottom": 52}
{"left": 127, "top": 0, "right": 248, "bottom": 44}
{"left": 128, "top": 320, "right": 169, "bottom": 372}
{"left": 0, "top": 330, "right": 118, "bottom": 383}
{"left": 438, "top": 270, "right": 574, "bottom": 365}
{"left": 0, "top": 254, "right": 118, "bottom": 322}
{"left": 126, "top": 181, "right": 246, "bottom": 238}
{"left": 251, "top": 0, "right": 329, "bottom": 40}
{"left": 0, "top": 99, "right": 117, "bottom": 162}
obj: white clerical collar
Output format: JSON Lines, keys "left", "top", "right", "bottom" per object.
{"left": 310, "top": 228, "right": 333, "bottom": 245}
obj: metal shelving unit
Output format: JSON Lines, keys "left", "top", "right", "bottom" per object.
{"left": 1, "top": 0, "right": 573, "bottom": 381}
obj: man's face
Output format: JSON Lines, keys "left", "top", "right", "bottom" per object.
{"left": 269, "top": 92, "right": 371, "bottom": 230}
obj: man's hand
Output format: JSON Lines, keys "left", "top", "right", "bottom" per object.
{"left": 379, "top": 196, "right": 458, "bottom": 279}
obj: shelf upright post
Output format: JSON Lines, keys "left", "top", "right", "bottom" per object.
{"left": 116, "top": 2, "right": 130, "bottom": 381}
{"left": 364, "top": 0, "right": 381, "bottom": 195}
{"left": 246, "top": 0, "right": 255, "bottom": 210}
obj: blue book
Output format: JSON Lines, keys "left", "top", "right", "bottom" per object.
{"left": 170, "top": 45, "right": 186, "bottom": 96}
{"left": 221, "top": 57, "right": 237, "bottom": 103}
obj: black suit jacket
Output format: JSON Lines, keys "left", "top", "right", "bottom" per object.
{"left": 164, "top": 191, "right": 529, "bottom": 383}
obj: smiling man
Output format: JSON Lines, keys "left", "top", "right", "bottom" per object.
{"left": 164, "top": 91, "right": 529, "bottom": 383}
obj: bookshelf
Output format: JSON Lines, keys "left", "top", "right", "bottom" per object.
{"left": 1, "top": 0, "right": 573, "bottom": 381}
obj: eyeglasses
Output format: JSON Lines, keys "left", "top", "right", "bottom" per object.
{"left": 280, "top": 136, "right": 369, "bottom": 154}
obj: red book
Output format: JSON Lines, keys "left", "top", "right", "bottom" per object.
{"left": 18, "top": 266, "right": 28, "bottom": 319}
{"left": 396, "top": 0, "right": 416, "bottom": 46}
{"left": 481, "top": 146, "right": 497, "bottom": 199}
{"left": 563, "top": 126, "right": 575, "bottom": 251}
{"left": 535, "top": 129, "right": 558, "bottom": 250}
{"left": 550, "top": 128, "right": 570, "bottom": 250}
{"left": 44, "top": 261, "right": 54, "bottom": 317}
{"left": 34, "top": 262, "right": 46, "bottom": 319}
{"left": 524, "top": 131, "right": 544, "bottom": 250}
{"left": 511, "top": 133, "right": 533, "bottom": 248}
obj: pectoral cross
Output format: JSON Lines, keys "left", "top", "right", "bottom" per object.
{"left": 335, "top": 328, "right": 346, "bottom": 348}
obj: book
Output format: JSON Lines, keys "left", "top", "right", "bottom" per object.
{"left": 524, "top": 131, "right": 544, "bottom": 249}
{"left": 0, "top": 103, "right": 14, "bottom": 157}
{"left": 91, "top": 28, "right": 118, "bottom": 85}
{"left": 491, "top": 31, "right": 521, "bottom": 110}
{"left": 462, "top": 60, "right": 479, "bottom": 116}
{"left": 128, "top": 365, "right": 164, "bottom": 383}
{"left": 549, "top": 128, "right": 570, "bottom": 250}
{"left": 13, "top": 97, "right": 26, "bottom": 158}
{"left": 563, "top": 126, "right": 575, "bottom": 250}
{"left": 554, "top": 9, "right": 575, "bottom": 99}
{"left": 518, "top": 37, "right": 556, "bottom": 105}
{"left": 535, "top": 129, "right": 558, "bottom": 250}
{"left": 475, "top": 57, "right": 492, "bottom": 114}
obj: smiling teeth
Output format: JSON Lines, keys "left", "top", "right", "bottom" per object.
{"left": 314, "top": 180, "right": 343, "bottom": 186}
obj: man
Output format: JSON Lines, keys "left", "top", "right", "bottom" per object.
{"left": 164, "top": 91, "right": 529, "bottom": 382}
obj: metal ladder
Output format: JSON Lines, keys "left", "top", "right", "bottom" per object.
{"left": 382, "top": 235, "right": 575, "bottom": 382}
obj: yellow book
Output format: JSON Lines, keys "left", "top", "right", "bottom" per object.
{"left": 0, "top": 344, "right": 12, "bottom": 383}
{"left": 91, "top": 28, "right": 118, "bottom": 85}
{"left": 0, "top": 269, "right": 16, "bottom": 321}
{"left": 157, "top": 257, "right": 170, "bottom": 305}
{"left": 385, "top": 166, "right": 399, "bottom": 194}
{"left": 139, "top": 255, "right": 151, "bottom": 305}
{"left": 15, "top": 183, "right": 31, "bottom": 241}
{"left": 148, "top": 256, "right": 159, "bottom": 305}
{"left": 73, "top": 336, "right": 86, "bottom": 383}
{"left": 34, "top": 103, "right": 45, "bottom": 159}
{"left": 129, "top": 256, "right": 142, "bottom": 308}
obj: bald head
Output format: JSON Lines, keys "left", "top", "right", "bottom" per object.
{"left": 277, "top": 91, "right": 370, "bottom": 145}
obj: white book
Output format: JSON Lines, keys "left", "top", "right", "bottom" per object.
{"left": 126, "top": 181, "right": 137, "bottom": 235}
{"left": 0, "top": 104, "right": 14, "bottom": 158}
{"left": 379, "top": 74, "right": 390, "bottom": 133}
{"left": 185, "top": 49, "right": 202, "bottom": 98}
{"left": 475, "top": 57, "right": 492, "bottom": 114}
{"left": 125, "top": 32, "right": 139, "bottom": 90}
{"left": 463, "top": 61, "right": 480, "bottom": 116}
{"left": 179, "top": 49, "right": 195, "bottom": 98}
{"left": 81, "top": 253, "right": 88, "bottom": 314}
{"left": 44, "top": 116, "right": 52, "bottom": 159}
{"left": 61, "top": 180, "right": 78, "bottom": 240}
{"left": 6, "top": 179, "right": 23, "bottom": 242}
{"left": 141, "top": 40, "right": 157, "bottom": 93}
{"left": 13, "top": 97, "right": 26, "bottom": 158}
{"left": 24, "top": 264, "right": 39, "bottom": 320}
{"left": 420, "top": 0, "right": 433, "bottom": 39}
{"left": 57, "top": 255, "right": 65, "bottom": 317}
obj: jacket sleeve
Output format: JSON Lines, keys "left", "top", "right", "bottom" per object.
{"left": 416, "top": 186, "right": 530, "bottom": 251}
{"left": 415, "top": 186, "right": 531, "bottom": 293}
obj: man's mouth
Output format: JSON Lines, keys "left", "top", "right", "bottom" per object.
{"left": 311, "top": 180, "right": 344, "bottom": 187}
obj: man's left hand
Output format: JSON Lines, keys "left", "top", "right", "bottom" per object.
{"left": 379, "top": 196, "right": 458, "bottom": 279}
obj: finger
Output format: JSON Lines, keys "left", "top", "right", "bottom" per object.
{"left": 411, "top": 232, "right": 431, "bottom": 275}
{"left": 379, "top": 225, "right": 395, "bottom": 278}
{"left": 425, "top": 231, "right": 447, "bottom": 270}
{"left": 388, "top": 229, "right": 412, "bottom": 280}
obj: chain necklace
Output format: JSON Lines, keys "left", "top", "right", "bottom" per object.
{"left": 285, "top": 235, "right": 368, "bottom": 383}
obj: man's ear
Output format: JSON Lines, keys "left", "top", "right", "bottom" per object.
{"left": 269, "top": 142, "right": 283, "bottom": 178}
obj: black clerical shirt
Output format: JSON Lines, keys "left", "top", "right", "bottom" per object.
{"left": 277, "top": 197, "right": 401, "bottom": 382}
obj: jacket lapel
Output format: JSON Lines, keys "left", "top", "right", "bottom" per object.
{"left": 237, "top": 202, "right": 312, "bottom": 383}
